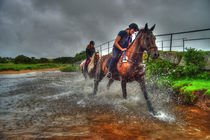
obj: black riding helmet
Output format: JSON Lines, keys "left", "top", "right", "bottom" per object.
{"left": 90, "top": 40, "right": 95, "bottom": 45}
{"left": 129, "top": 23, "right": 139, "bottom": 31}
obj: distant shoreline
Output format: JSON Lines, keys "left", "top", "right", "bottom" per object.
{"left": 0, "top": 68, "right": 61, "bottom": 75}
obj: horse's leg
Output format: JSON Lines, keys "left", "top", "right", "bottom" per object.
{"left": 121, "top": 79, "right": 127, "bottom": 99}
{"left": 83, "top": 70, "right": 87, "bottom": 79}
{"left": 139, "top": 79, "right": 157, "bottom": 115}
{"left": 107, "top": 79, "right": 114, "bottom": 90}
{"left": 93, "top": 73, "right": 103, "bottom": 95}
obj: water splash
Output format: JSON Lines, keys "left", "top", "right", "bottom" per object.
{"left": 154, "top": 111, "right": 175, "bottom": 122}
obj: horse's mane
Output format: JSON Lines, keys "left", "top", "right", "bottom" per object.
{"left": 88, "top": 52, "right": 100, "bottom": 73}
{"left": 127, "top": 29, "right": 144, "bottom": 49}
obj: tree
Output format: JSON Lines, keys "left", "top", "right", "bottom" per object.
{"left": 38, "top": 58, "right": 50, "bottom": 63}
{"left": 0, "top": 57, "right": 8, "bottom": 63}
{"left": 14, "top": 55, "right": 35, "bottom": 64}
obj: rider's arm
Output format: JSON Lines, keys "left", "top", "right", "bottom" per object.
{"left": 114, "top": 36, "right": 126, "bottom": 51}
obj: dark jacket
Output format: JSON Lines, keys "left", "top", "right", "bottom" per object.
{"left": 86, "top": 45, "right": 95, "bottom": 59}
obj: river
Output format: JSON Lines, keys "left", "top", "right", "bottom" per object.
{"left": 0, "top": 71, "right": 209, "bottom": 140}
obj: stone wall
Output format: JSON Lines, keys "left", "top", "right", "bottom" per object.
{"left": 159, "top": 51, "right": 210, "bottom": 70}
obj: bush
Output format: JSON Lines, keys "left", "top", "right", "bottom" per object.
{"left": 195, "top": 71, "right": 210, "bottom": 80}
{"left": 38, "top": 58, "right": 50, "bottom": 63}
{"left": 146, "top": 48, "right": 206, "bottom": 79}
{"left": 0, "top": 57, "right": 8, "bottom": 63}
{"left": 60, "top": 64, "right": 79, "bottom": 72}
{"left": 184, "top": 48, "right": 205, "bottom": 67}
{"left": 53, "top": 57, "right": 74, "bottom": 63}
{"left": 14, "top": 55, "right": 37, "bottom": 64}
{"left": 146, "top": 58, "right": 175, "bottom": 76}
{"left": 182, "top": 48, "right": 205, "bottom": 77}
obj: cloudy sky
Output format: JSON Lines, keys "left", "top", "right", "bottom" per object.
{"left": 0, "top": 0, "right": 210, "bottom": 58}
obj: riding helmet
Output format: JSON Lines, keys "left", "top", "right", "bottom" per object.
{"left": 129, "top": 23, "right": 139, "bottom": 31}
{"left": 90, "top": 40, "right": 95, "bottom": 45}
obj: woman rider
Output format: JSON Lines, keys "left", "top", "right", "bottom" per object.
{"left": 106, "top": 23, "right": 139, "bottom": 78}
{"left": 85, "top": 40, "right": 95, "bottom": 72}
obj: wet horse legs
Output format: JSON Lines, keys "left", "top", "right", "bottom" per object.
{"left": 107, "top": 79, "right": 114, "bottom": 90}
{"left": 121, "top": 79, "right": 127, "bottom": 99}
{"left": 139, "top": 80, "right": 157, "bottom": 115}
{"left": 93, "top": 74, "right": 103, "bottom": 95}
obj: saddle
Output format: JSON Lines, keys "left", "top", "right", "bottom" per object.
{"left": 106, "top": 52, "right": 128, "bottom": 69}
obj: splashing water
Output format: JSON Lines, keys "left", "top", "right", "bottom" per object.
{"left": 0, "top": 71, "right": 209, "bottom": 140}
{"left": 154, "top": 111, "right": 176, "bottom": 122}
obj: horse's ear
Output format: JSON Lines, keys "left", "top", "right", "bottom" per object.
{"left": 150, "top": 24, "right": 156, "bottom": 31}
{"left": 144, "top": 23, "right": 148, "bottom": 31}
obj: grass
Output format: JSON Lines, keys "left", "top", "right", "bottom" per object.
{"left": 171, "top": 79, "right": 210, "bottom": 104}
{"left": 0, "top": 63, "right": 64, "bottom": 71}
{"left": 60, "top": 64, "right": 80, "bottom": 72}
{"left": 172, "top": 79, "right": 210, "bottom": 96}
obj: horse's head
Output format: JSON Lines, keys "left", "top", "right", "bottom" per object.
{"left": 87, "top": 51, "right": 100, "bottom": 73}
{"left": 94, "top": 51, "right": 100, "bottom": 61}
{"left": 140, "top": 23, "right": 159, "bottom": 59}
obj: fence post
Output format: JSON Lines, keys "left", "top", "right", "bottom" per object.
{"left": 100, "top": 45, "right": 102, "bottom": 56}
{"left": 183, "top": 38, "right": 185, "bottom": 52}
{"left": 170, "top": 34, "right": 173, "bottom": 51}
{"left": 108, "top": 42, "right": 109, "bottom": 54}
{"left": 161, "top": 41, "right": 163, "bottom": 51}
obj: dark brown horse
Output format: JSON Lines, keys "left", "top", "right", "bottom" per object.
{"left": 93, "top": 23, "right": 159, "bottom": 115}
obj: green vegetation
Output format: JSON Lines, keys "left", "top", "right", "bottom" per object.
{"left": 0, "top": 63, "right": 63, "bottom": 71}
{"left": 172, "top": 79, "right": 210, "bottom": 104}
{"left": 60, "top": 64, "right": 80, "bottom": 72}
{"left": 53, "top": 51, "right": 86, "bottom": 64}
{"left": 146, "top": 48, "right": 210, "bottom": 104}
{"left": 0, "top": 51, "right": 86, "bottom": 71}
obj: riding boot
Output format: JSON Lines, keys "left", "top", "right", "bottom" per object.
{"left": 106, "top": 58, "right": 116, "bottom": 79}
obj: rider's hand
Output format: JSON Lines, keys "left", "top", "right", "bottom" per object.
{"left": 121, "top": 48, "right": 127, "bottom": 52}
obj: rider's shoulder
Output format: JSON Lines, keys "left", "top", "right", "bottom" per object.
{"left": 118, "top": 30, "right": 126, "bottom": 35}
{"left": 118, "top": 30, "right": 127, "bottom": 36}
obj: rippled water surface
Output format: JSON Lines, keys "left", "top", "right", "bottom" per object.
{"left": 0, "top": 71, "right": 209, "bottom": 140}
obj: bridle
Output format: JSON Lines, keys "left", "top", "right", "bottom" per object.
{"left": 123, "top": 30, "right": 157, "bottom": 65}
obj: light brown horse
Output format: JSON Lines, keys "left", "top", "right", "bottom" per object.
{"left": 93, "top": 23, "right": 159, "bottom": 115}
{"left": 80, "top": 52, "right": 100, "bottom": 79}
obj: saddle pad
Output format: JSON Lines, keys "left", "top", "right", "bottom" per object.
{"left": 86, "top": 58, "right": 91, "bottom": 65}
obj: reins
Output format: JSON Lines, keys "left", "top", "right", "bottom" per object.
{"left": 123, "top": 29, "right": 156, "bottom": 64}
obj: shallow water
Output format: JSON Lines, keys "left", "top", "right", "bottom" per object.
{"left": 0, "top": 71, "right": 209, "bottom": 140}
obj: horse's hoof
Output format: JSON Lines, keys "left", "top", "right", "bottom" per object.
{"left": 151, "top": 110, "right": 159, "bottom": 116}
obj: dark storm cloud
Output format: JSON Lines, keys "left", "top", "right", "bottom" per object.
{"left": 0, "top": 0, "right": 209, "bottom": 58}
